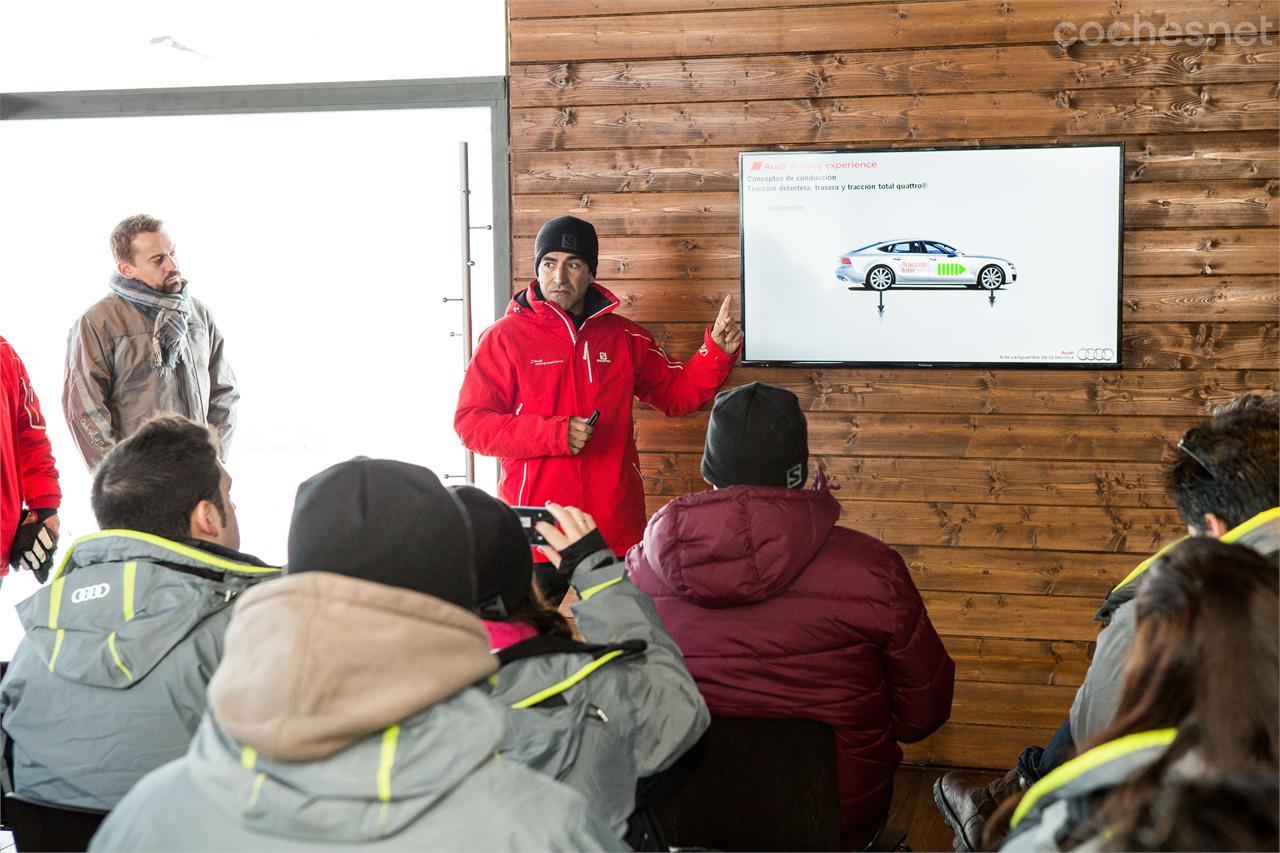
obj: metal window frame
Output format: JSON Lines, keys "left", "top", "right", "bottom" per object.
{"left": 0, "top": 76, "right": 510, "bottom": 317}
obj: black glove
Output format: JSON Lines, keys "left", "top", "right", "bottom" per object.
{"left": 9, "top": 507, "right": 58, "bottom": 582}
{"left": 554, "top": 528, "right": 610, "bottom": 579}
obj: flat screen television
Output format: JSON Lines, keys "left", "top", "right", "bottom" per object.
{"left": 739, "top": 143, "right": 1124, "bottom": 368}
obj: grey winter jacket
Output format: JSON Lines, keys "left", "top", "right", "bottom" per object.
{"left": 90, "top": 571, "right": 623, "bottom": 851}
{"left": 0, "top": 530, "right": 278, "bottom": 809}
{"left": 91, "top": 693, "right": 620, "bottom": 852}
{"left": 489, "top": 548, "right": 710, "bottom": 836}
{"left": 63, "top": 291, "right": 238, "bottom": 469}
{"left": 1069, "top": 509, "right": 1280, "bottom": 746}
{"left": 1000, "top": 729, "right": 1177, "bottom": 852}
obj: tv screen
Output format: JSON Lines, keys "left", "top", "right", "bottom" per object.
{"left": 739, "top": 143, "right": 1124, "bottom": 368}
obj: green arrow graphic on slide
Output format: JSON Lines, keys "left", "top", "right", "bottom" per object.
{"left": 937, "top": 262, "right": 967, "bottom": 276}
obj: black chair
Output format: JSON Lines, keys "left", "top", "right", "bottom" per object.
{"left": 647, "top": 715, "right": 844, "bottom": 851}
{"left": 3, "top": 793, "right": 108, "bottom": 852}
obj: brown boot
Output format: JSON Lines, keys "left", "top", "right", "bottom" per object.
{"left": 932, "top": 768, "right": 1025, "bottom": 852}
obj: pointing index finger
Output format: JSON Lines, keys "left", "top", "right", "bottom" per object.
{"left": 716, "top": 294, "right": 731, "bottom": 325}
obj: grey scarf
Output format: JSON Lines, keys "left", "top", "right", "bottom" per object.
{"left": 109, "top": 272, "right": 192, "bottom": 373}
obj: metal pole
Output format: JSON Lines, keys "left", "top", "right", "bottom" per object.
{"left": 460, "top": 141, "right": 476, "bottom": 484}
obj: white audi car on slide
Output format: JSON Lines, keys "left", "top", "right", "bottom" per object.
{"left": 835, "top": 239, "right": 1017, "bottom": 290}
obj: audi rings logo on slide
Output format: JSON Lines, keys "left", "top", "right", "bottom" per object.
{"left": 1076, "top": 347, "right": 1116, "bottom": 362}
{"left": 71, "top": 583, "right": 111, "bottom": 604}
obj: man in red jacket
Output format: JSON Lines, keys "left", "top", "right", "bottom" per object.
{"left": 627, "top": 382, "right": 955, "bottom": 850}
{"left": 1, "top": 336, "right": 62, "bottom": 580}
{"left": 455, "top": 216, "right": 742, "bottom": 560}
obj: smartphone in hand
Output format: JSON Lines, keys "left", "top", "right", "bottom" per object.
{"left": 510, "top": 506, "right": 556, "bottom": 545}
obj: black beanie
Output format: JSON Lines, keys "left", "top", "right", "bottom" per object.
{"left": 286, "top": 458, "right": 476, "bottom": 609}
{"left": 701, "top": 383, "right": 809, "bottom": 489}
{"left": 450, "top": 486, "right": 533, "bottom": 619}
{"left": 535, "top": 215, "right": 599, "bottom": 276}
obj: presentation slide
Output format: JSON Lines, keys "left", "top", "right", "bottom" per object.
{"left": 740, "top": 144, "right": 1123, "bottom": 368}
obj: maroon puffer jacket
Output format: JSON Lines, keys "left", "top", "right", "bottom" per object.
{"left": 627, "top": 477, "right": 954, "bottom": 850}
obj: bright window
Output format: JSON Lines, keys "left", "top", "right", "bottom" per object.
{"left": 0, "top": 105, "right": 497, "bottom": 656}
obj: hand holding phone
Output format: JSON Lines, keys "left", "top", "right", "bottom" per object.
{"left": 510, "top": 506, "right": 556, "bottom": 545}
{"left": 567, "top": 410, "right": 600, "bottom": 456}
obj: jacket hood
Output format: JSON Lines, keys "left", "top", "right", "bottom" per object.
{"left": 190, "top": 689, "right": 507, "bottom": 842}
{"left": 17, "top": 530, "right": 278, "bottom": 689}
{"left": 208, "top": 572, "right": 498, "bottom": 762}
{"left": 508, "top": 281, "right": 620, "bottom": 333}
{"left": 628, "top": 480, "right": 840, "bottom": 607}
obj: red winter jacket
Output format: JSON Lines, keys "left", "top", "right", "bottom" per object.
{"left": 455, "top": 282, "right": 736, "bottom": 555}
{"left": 627, "top": 478, "right": 954, "bottom": 850}
{"left": 1, "top": 336, "right": 61, "bottom": 571}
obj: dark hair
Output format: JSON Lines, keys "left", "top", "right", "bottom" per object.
{"left": 1212, "top": 391, "right": 1279, "bottom": 425}
{"left": 1166, "top": 417, "right": 1278, "bottom": 533}
{"left": 1102, "top": 774, "right": 1279, "bottom": 852}
{"left": 502, "top": 578, "right": 574, "bottom": 640}
{"left": 111, "top": 214, "right": 164, "bottom": 263}
{"left": 92, "top": 415, "right": 224, "bottom": 539}
{"left": 988, "top": 539, "right": 1279, "bottom": 849}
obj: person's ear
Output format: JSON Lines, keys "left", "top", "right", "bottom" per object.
{"left": 188, "top": 499, "right": 224, "bottom": 540}
{"left": 117, "top": 257, "right": 135, "bottom": 278}
{"left": 1201, "top": 513, "right": 1230, "bottom": 538}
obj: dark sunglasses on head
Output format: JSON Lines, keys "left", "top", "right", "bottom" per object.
{"left": 1177, "top": 432, "right": 1216, "bottom": 479}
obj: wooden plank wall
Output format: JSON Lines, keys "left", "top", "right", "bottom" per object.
{"left": 507, "top": 0, "right": 1280, "bottom": 769}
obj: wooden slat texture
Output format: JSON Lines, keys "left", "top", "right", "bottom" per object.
{"left": 901, "top": 545, "right": 1140, "bottom": 596}
{"left": 643, "top": 495, "right": 1185, "bottom": 553}
{"left": 904, "top": 722, "right": 1057, "bottom": 768}
{"left": 511, "top": 83, "right": 1280, "bottom": 150}
{"left": 509, "top": 0, "right": 1280, "bottom": 773}
{"left": 639, "top": 452, "right": 1175, "bottom": 508}
{"left": 949, "top": 681, "right": 1077, "bottom": 729}
{"left": 513, "top": 39, "right": 1280, "bottom": 106}
{"left": 514, "top": 229, "right": 1279, "bottom": 280}
{"left": 634, "top": 410, "right": 1202, "bottom": 460}
{"left": 575, "top": 277, "right": 1279, "bottom": 322}
{"left": 638, "top": 409, "right": 1201, "bottom": 459}
{"left": 640, "top": 320, "right": 1279, "bottom": 370}
{"left": 513, "top": 180, "right": 1277, "bottom": 234}
{"left": 511, "top": 2, "right": 1279, "bottom": 62}
{"left": 513, "top": 132, "right": 1280, "bottom": 193}
{"left": 511, "top": 0, "right": 912, "bottom": 18}
{"left": 943, "top": 636, "right": 1095, "bottom": 687}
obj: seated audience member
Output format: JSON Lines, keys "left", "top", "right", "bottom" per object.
{"left": 450, "top": 486, "right": 708, "bottom": 847}
{"left": 0, "top": 415, "right": 277, "bottom": 810}
{"left": 626, "top": 382, "right": 955, "bottom": 850}
{"left": 937, "top": 397, "right": 1279, "bottom": 850}
{"left": 90, "top": 459, "right": 619, "bottom": 851}
{"left": 997, "top": 538, "right": 1279, "bottom": 851}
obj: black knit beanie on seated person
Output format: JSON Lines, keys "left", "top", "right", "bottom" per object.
{"left": 286, "top": 458, "right": 477, "bottom": 610}
{"left": 534, "top": 215, "right": 599, "bottom": 276}
{"left": 701, "top": 382, "right": 809, "bottom": 490}
{"left": 450, "top": 486, "right": 533, "bottom": 619}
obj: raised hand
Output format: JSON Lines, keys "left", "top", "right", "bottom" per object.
{"left": 710, "top": 294, "right": 744, "bottom": 354}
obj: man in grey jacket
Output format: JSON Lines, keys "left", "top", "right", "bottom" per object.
{"left": 91, "top": 458, "right": 620, "bottom": 851}
{"left": 935, "top": 393, "right": 1279, "bottom": 851}
{"left": 0, "top": 415, "right": 279, "bottom": 810}
{"left": 63, "top": 214, "right": 238, "bottom": 470}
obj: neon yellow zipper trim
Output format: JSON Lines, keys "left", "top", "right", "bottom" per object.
{"left": 578, "top": 575, "right": 623, "bottom": 601}
{"left": 47, "top": 575, "right": 67, "bottom": 672}
{"left": 1112, "top": 507, "right": 1280, "bottom": 595}
{"left": 511, "top": 650, "right": 626, "bottom": 709}
{"left": 107, "top": 631, "right": 133, "bottom": 681}
{"left": 53, "top": 530, "right": 281, "bottom": 581}
{"left": 1220, "top": 507, "right": 1280, "bottom": 545}
{"left": 377, "top": 724, "right": 401, "bottom": 823}
{"left": 122, "top": 561, "right": 137, "bottom": 621}
{"left": 1012, "top": 728, "right": 1177, "bottom": 828}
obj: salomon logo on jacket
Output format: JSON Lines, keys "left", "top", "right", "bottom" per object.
{"left": 71, "top": 582, "right": 111, "bottom": 603}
